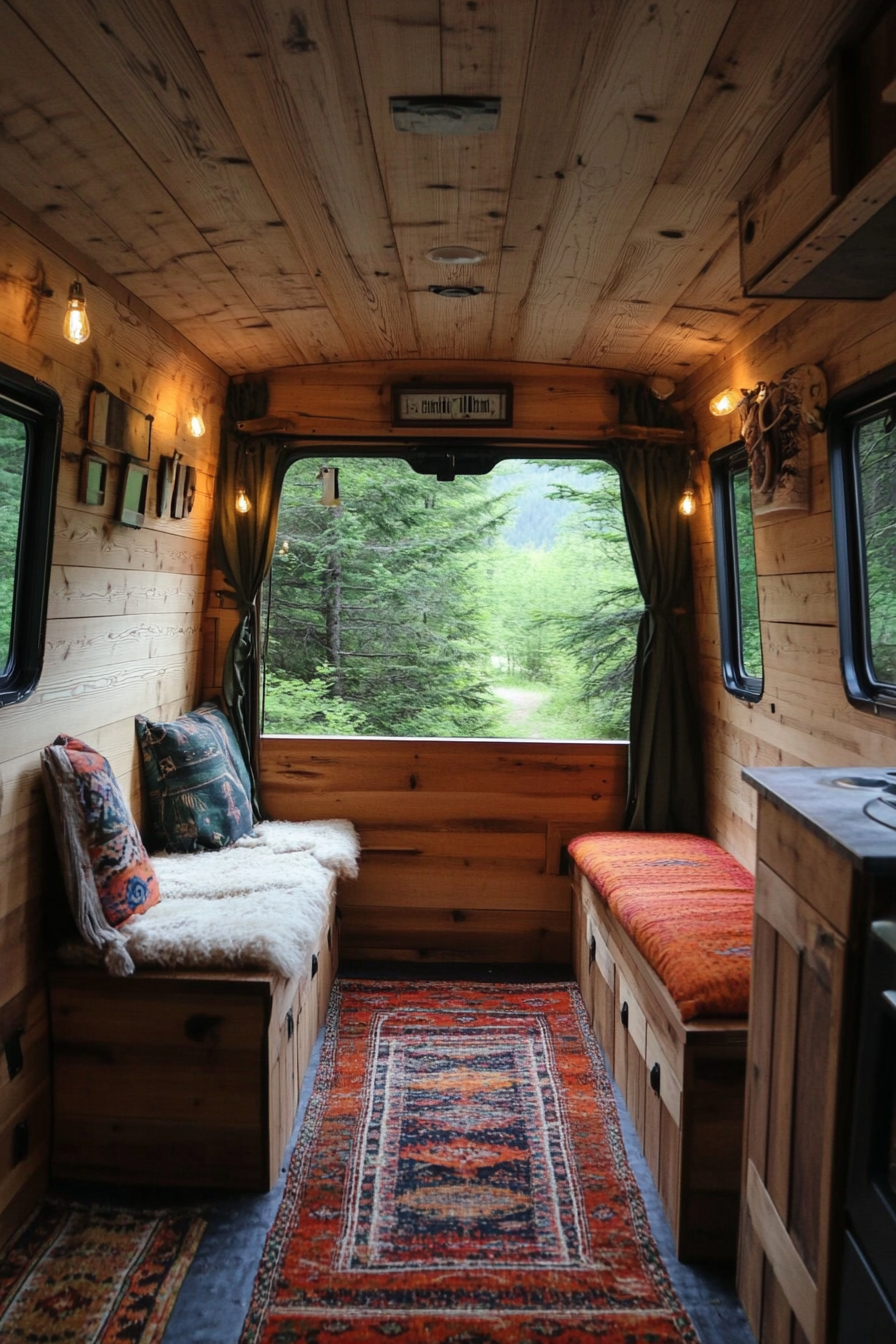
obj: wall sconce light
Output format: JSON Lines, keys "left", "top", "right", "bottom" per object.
{"left": 188, "top": 412, "right": 206, "bottom": 438}
{"left": 708, "top": 387, "right": 745, "bottom": 417}
{"left": 235, "top": 485, "right": 251, "bottom": 514}
{"left": 63, "top": 280, "right": 90, "bottom": 345}
{"left": 679, "top": 450, "right": 699, "bottom": 518}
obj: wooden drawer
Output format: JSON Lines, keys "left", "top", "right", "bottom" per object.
{"left": 573, "top": 866, "right": 748, "bottom": 1262}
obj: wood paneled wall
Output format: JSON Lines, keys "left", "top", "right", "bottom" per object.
{"left": 0, "top": 209, "right": 226, "bottom": 1245}
{"left": 260, "top": 361, "right": 629, "bottom": 439}
{"left": 260, "top": 737, "right": 627, "bottom": 963}
{"left": 683, "top": 290, "right": 896, "bottom": 870}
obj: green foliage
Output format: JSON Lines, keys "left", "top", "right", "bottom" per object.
{"left": 732, "top": 467, "right": 763, "bottom": 679}
{"left": 0, "top": 413, "right": 27, "bottom": 670}
{"left": 858, "top": 415, "right": 896, "bottom": 683}
{"left": 262, "top": 457, "right": 510, "bottom": 737}
{"left": 496, "top": 461, "right": 642, "bottom": 738}
{"left": 261, "top": 455, "right": 642, "bottom": 741}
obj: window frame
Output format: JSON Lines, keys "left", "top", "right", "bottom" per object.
{"left": 260, "top": 440, "right": 629, "bottom": 742}
{"left": 0, "top": 360, "right": 63, "bottom": 709}
{"left": 710, "top": 439, "right": 764, "bottom": 703}
{"left": 829, "top": 362, "right": 896, "bottom": 718}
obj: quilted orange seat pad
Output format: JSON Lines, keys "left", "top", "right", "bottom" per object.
{"left": 568, "top": 831, "right": 755, "bottom": 1021}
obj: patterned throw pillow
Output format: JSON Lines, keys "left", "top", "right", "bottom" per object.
{"left": 46, "top": 736, "right": 159, "bottom": 928}
{"left": 135, "top": 707, "right": 254, "bottom": 852}
{"left": 191, "top": 702, "right": 254, "bottom": 804}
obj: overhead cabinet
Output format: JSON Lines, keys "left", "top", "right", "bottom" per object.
{"left": 739, "top": 8, "right": 896, "bottom": 300}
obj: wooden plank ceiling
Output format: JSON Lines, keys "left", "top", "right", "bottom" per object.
{"left": 0, "top": 0, "right": 873, "bottom": 376}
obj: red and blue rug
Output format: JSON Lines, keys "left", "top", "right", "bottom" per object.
{"left": 242, "top": 981, "right": 697, "bottom": 1344}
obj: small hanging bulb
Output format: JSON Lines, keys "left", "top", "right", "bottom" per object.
{"left": 235, "top": 485, "right": 251, "bottom": 514}
{"left": 189, "top": 412, "right": 206, "bottom": 438}
{"left": 679, "top": 451, "right": 698, "bottom": 517}
{"left": 63, "top": 280, "right": 90, "bottom": 345}
{"left": 708, "top": 387, "right": 742, "bottom": 417}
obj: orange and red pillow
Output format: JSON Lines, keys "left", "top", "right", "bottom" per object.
{"left": 48, "top": 735, "right": 159, "bottom": 927}
{"left": 568, "top": 831, "right": 754, "bottom": 1021}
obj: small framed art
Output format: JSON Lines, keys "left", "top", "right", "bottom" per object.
{"left": 118, "top": 459, "right": 151, "bottom": 528}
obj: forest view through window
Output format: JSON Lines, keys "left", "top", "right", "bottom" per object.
{"left": 261, "top": 457, "right": 641, "bottom": 740}
{"left": 0, "top": 412, "right": 28, "bottom": 672}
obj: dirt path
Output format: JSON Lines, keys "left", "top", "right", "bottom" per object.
{"left": 492, "top": 685, "right": 549, "bottom": 736}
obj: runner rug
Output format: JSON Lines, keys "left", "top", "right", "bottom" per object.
{"left": 242, "top": 980, "right": 697, "bottom": 1344}
{"left": 0, "top": 1199, "right": 205, "bottom": 1343}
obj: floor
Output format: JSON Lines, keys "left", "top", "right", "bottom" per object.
{"left": 55, "top": 965, "right": 756, "bottom": 1344}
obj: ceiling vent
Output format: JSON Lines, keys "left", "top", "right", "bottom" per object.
{"left": 391, "top": 96, "right": 500, "bottom": 135}
{"left": 428, "top": 285, "right": 484, "bottom": 298}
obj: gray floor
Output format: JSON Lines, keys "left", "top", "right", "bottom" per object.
{"left": 54, "top": 971, "right": 755, "bottom": 1344}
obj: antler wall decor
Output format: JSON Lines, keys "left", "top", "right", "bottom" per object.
{"left": 738, "top": 364, "right": 827, "bottom": 517}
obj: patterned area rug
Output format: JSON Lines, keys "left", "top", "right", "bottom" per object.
{"left": 242, "top": 981, "right": 698, "bottom": 1344}
{"left": 0, "top": 1200, "right": 205, "bottom": 1343}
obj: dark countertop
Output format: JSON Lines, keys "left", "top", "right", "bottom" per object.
{"left": 742, "top": 765, "right": 896, "bottom": 876}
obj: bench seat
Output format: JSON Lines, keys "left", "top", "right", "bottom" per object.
{"left": 569, "top": 831, "right": 754, "bottom": 1262}
{"left": 49, "top": 888, "right": 339, "bottom": 1191}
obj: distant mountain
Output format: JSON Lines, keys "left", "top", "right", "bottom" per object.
{"left": 490, "top": 461, "right": 589, "bottom": 550}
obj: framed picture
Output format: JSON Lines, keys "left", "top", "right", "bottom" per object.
{"left": 392, "top": 385, "right": 513, "bottom": 427}
{"left": 79, "top": 450, "right": 108, "bottom": 507}
{"left": 117, "top": 459, "right": 150, "bottom": 528}
{"left": 89, "top": 386, "right": 153, "bottom": 461}
{"left": 157, "top": 452, "right": 179, "bottom": 518}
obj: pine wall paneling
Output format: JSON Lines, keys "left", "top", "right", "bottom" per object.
{"left": 683, "top": 288, "right": 896, "bottom": 871}
{"left": 0, "top": 208, "right": 227, "bottom": 1247}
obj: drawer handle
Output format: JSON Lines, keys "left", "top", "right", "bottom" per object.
{"left": 650, "top": 1062, "right": 661, "bottom": 1095}
{"left": 286, "top": 1009, "right": 294, "bottom": 1040}
{"left": 12, "top": 1120, "right": 28, "bottom": 1165}
{"left": 3, "top": 1030, "right": 23, "bottom": 1081}
{"left": 589, "top": 935, "right": 596, "bottom": 966}
{"left": 620, "top": 1001, "right": 629, "bottom": 1030}
{"left": 185, "top": 1014, "right": 223, "bottom": 1044}
{"left": 311, "top": 954, "right": 319, "bottom": 979}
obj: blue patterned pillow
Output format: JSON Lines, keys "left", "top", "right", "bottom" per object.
{"left": 135, "top": 709, "right": 254, "bottom": 852}
{"left": 191, "top": 702, "right": 254, "bottom": 804}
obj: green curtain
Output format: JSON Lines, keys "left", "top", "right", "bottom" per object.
{"left": 606, "top": 439, "right": 704, "bottom": 833}
{"left": 212, "top": 380, "right": 281, "bottom": 817}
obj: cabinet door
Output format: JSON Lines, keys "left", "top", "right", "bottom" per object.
{"left": 738, "top": 859, "right": 849, "bottom": 1344}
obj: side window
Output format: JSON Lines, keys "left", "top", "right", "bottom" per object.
{"left": 0, "top": 362, "right": 62, "bottom": 709}
{"left": 830, "top": 369, "right": 896, "bottom": 714}
{"left": 710, "top": 442, "right": 763, "bottom": 702}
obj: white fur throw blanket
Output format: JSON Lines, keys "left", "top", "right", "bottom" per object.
{"left": 64, "top": 820, "right": 359, "bottom": 981}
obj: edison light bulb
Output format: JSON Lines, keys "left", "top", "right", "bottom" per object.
{"left": 189, "top": 413, "right": 206, "bottom": 438}
{"left": 679, "top": 484, "right": 697, "bottom": 517}
{"left": 235, "top": 486, "right": 251, "bottom": 514}
{"left": 708, "top": 388, "right": 742, "bottom": 417}
{"left": 63, "top": 281, "right": 90, "bottom": 345}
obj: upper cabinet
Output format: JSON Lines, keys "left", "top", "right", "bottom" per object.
{"left": 739, "top": 5, "right": 896, "bottom": 301}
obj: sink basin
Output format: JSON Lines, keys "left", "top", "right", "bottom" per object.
{"left": 826, "top": 775, "right": 893, "bottom": 790}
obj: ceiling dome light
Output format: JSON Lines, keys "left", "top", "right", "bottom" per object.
{"left": 425, "top": 245, "right": 485, "bottom": 265}
{"left": 428, "top": 285, "right": 484, "bottom": 298}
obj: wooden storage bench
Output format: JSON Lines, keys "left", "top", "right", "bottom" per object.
{"left": 49, "top": 890, "right": 338, "bottom": 1191}
{"left": 570, "top": 840, "right": 752, "bottom": 1262}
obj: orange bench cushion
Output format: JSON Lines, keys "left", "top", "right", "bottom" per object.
{"left": 568, "top": 832, "right": 754, "bottom": 1022}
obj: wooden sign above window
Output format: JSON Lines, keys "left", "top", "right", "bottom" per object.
{"left": 392, "top": 385, "right": 513, "bottom": 428}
